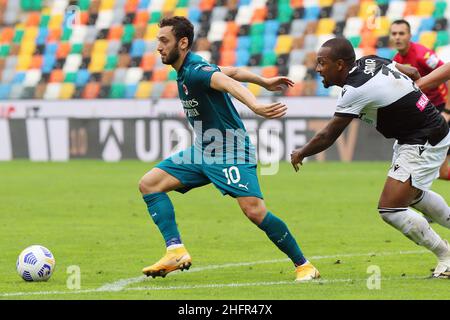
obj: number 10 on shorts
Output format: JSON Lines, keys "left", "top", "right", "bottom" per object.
{"left": 222, "top": 166, "right": 241, "bottom": 184}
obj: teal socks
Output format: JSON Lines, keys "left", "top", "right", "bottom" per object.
{"left": 258, "top": 211, "right": 307, "bottom": 266}
{"left": 143, "top": 192, "right": 182, "bottom": 247}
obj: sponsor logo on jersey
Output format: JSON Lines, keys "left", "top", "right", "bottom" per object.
{"left": 424, "top": 53, "right": 439, "bottom": 69}
{"left": 182, "top": 84, "right": 189, "bottom": 95}
{"left": 201, "top": 66, "right": 214, "bottom": 72}
{"left": 181, "top": 98, "right": 200, "bottom": 117}
{"left": 364, "top": 58, "right": 377, "bottom": 76}
{"left": 416, "top": 94, "right": 429, "bottom": 112}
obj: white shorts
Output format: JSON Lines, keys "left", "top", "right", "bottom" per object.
{"left": 388, "top": 131, "right": 450, "bottom": 190}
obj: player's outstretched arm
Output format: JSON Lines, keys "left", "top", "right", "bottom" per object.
{"left": 395, "top": 63, "right": 421, "bottom": 81}
{"left": 290, "top": 116, "right": 353, "bottom": 172}
{"left": 416, "top": 62, "right": 450, "bottom": 92}
{"left": 210, "top": 71, "right": 287, "bottom": 119}
{"left": 220, "top": 66, "right": 294, "bottom": 91}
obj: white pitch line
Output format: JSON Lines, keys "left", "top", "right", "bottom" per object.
{"left": 0, "top": 275, "right": 428, "bottom": 298}
{"left": 97, "top": 249, "right": 427, "bottom": 292}
{"left": 0, "top": 249, "right": 428, "bottom": 298}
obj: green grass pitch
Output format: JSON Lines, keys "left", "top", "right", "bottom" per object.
{"left": 0, "top": 160, "right": 449, "bottom": 300}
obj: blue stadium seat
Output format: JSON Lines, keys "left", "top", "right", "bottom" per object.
{"left": 377, "top": 48, "right": 395, "bottom": 60}
{"left": 36, "top": 27, "right": 48, "bottom": 45}
{"left": 130, "top": 39, "right": 146, "bottom": 57}
{"left": 188, "top": 8, "right": 201, "bottom": 23}
{"left": 0, "top": 84, "right": 11, "bottom": 99}
{"left": 263, "top": 34, "right": 277, "bottom": 51}
{"left": 44, "top": 43, "right": 58, "bottom": 56}
{"left": 237, "top": 36, "right": 251, "bottom": 50}
{"left": 418, "top": 17, "right": 436, "bottom": 33}
{"left": 138, "top": 0, "right": 150, "bottom": 10}
{"left": 12, "top": 72, "right": 25, "bottom": 84}
{"left": 236, "top": 49, "right": 250, "bottom": 66}
{"left": 304, "top": 6, "right": 320, "bottom": 21}
{"left": 264, "top": 20, "right": 279, "bottom": 35}
{"left": 125, "top": 84, "right": 138, "bottom": 98}
{"left": 75, "top": 69, "right": 90, "bottom": 87}
{"left": 238, "top": 0, "right": 251, "bottom": 6}
{"left": 42, "top": 54, "right": 56, "bottom": 73}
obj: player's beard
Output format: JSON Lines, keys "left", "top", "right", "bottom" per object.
{"left": 162, "top": 46, "right": 180, "bottom": 65}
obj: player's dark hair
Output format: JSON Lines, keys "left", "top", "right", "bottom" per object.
{"left": 321, "top": 38, "right": 356, "bottom": 66}
{"left": 159, "top": 16, "right": 194, "bottom": 49}
{"left": 391, "top": 19, "right": 411, "bottom": 33}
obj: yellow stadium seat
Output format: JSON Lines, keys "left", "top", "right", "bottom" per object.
{"left": 136, "top": 81, "right": 152, "bottom": 99}
{"left": 88, "top": 53, "right": 106, "bottom": 72}
{"left": 419, "top": 31, "right": 437, "bottom": 49}
{"left": 173, "top": 8, "right": 188, "bottom": 17}
{"left": 23, "top": 27, "right": 39, "bottom": 42}
{"left": 417, "top": 0, "right": 435, "bottom": 17}
{"left": 48, "top": 14, "right": 63, "bottom": 29}
{"left": 60, "top": 83, "right": 75, "bottom": 99}
{"left": 247, "top": 83, "right": 261, "bottom": 96}
{"left": 275, "top": 35, "right": 293, "bottom": 55}
{"left": 319, "top": 0, "right": 334, "bottom": 6}
{"left": 163, "top": 0, "right": 177, "bottom": 12}
{"left": 145, "top": 24, "right": 159, "bottom": 41}
{"left": 19, "top": 41, "right": 36, "bottom": 56}
{"left": 359, "top": 1, "right": 378, "bottom": 20}
{"left": 317, "top": 18, "right": 336, "bottom": 35}
{"left": 100, "top": 0, "right": 116, "bottom": 10}
{"left": 92, "top": 40, "right": 109, "bottom": 55}
{"left": 374, "top": 16, "right": 390, "bottom": 37}
{"left": 16, "top": 54, "right": 32, "bottom": 71}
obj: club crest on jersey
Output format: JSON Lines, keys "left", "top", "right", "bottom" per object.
{"left": 182, "top": 84, "right": 189, "bottom": 95}
{"left": 201, "top": 66, "right": 214, "bottom": 72}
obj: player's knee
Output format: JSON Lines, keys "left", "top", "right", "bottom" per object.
{"left": 240, "top": 202, "right": 266, "bottom": 224}
{"left": 138, "top": 177, "right": 159, "bottom": 194}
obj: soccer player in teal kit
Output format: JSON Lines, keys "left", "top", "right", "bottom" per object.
{"left": 138, "top": 16, "right": 319, "bottom": 282}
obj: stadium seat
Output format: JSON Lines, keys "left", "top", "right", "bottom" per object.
{"left": 109, "top": 83, "right": 126, "bottom": 98}
{"left": 141, "top": 53, "right": 156, "bottom": 71}
{"left": 285, "top": 82, "right": 303, "bottom": 96}
{"left": 135, "top": 81, "right": 152, "bottom": 99}
{"left": 161, "top": 81, "right": 178, "bottom": 98}
{"left": 125, "top": 67, "right": 143, "bottom": 84}
{"left": 404, "top": 0, "right": 419, "bottom": 16}
{"left": 316, "top": 18, "right": 336, "bottom": 35}
{"left": 417, "top": 0, "right": 434, "bottom": 17}
{"left": 43, "top": 83, "right": 61, "bottom": 99}
{"left": 433, "top": 1, "right": 447, "bottom": 19}
{"left": 82, "top": 82, "right": 100, "bottom": 99}
{"left": 236, "top": 49, "right": 250, "bottom": 66}
{"left": 0, "top": 84, "right": 12, "bottom": 99}
{"left": 288, "top": 64, "right": 306, "bottom": 82}
{"left": 63, "top": 54, "right": 82, "bottom": 73}
{"left": 125, "top": 84, "right": 138, "bottom": 98}
{"left": 419, "top": 31, "right": 437, "bottom": 49}
{"left": 386, "top": 1, "right": 406, "bottom": 20}
{"left": 49, "top": 69, "right": 64, "bottom": 83}
{"left": 219, "top": 50, "right": 236, "bottom": 66}
{"left": 275, "top": 35, "right": 293, "bottom": 54}
{"left": 75, "top": 69, "right": 90, "bottom": 87}
{"left": 59, "top": 83, "right": 75, "bottom": 99}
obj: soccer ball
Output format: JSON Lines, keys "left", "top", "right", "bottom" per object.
{"left": 16, "top": 245, "right": 56, "bottom": 282}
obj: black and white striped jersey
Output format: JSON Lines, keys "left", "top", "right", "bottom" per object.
{"left": 335, "top": 55, "right": 449, "bottom": 146}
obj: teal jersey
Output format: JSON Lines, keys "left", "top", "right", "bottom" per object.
{"left": 176, "top": 52, "right": 255, "bottom": 163}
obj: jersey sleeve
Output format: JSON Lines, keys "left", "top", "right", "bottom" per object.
{"left": 419, "top": 49, "right": 444, "bottom": 71}
{"left": 188, "top": 64, "right": 220, "bottom": 90}
{"left": 334, "top": 85, "right": 366, "bottom": 118}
